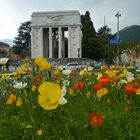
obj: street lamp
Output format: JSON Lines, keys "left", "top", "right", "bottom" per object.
{"left": 115, "top": 11, "right": 121, "bottom": 66}
{"left": 115, "top": 11, "right": 121, "bottom": 40}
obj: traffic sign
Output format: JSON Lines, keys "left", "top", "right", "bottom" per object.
{"left": 110, "top": 39, "right": 122, "bottom": 44}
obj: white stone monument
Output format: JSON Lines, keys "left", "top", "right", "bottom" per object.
{"left": 31, "top": 10, "right": 82, "bottom": 58}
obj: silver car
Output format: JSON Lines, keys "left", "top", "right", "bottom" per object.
{"left": 64, "top": 63, "right": 85, "bottom": 70}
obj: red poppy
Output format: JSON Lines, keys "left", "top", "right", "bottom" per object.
{"left": 89, "top": 112, "right": 103, "bottom": 127}
{"left": 99, "top": 75, "right": 111, "bottom": 84}
{"left": 73, "top": 83, "right": 79, "bottom": 91}
{"left": 93, "top": 83, "right": 103, "bottom": 91}
{"left": 70, "top": 70, "right": 77, "bottom": 77}
{"left": 125, "top": 83, "right": 137, "bottom": 93}
{"left": 132, "top": 82, "right": 139, "bottom": 87}
{"left": 78, "top": 81, "right": 84, "bottom": 89}
{"left": 73, "top": 81, "right": 84, "bottom": 91}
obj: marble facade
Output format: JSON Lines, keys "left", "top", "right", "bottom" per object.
{"left": 31, "top": 10, "right": 82, "bottom": 58}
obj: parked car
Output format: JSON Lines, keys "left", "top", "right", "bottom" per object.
{"left": 64, "top": 62, "right": 85, "bottom": 70}
{"left": 90, "top": 61, "right": 102, "bottom": 69}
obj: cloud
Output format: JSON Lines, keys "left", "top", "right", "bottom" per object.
{"left": 0, "top": 0, "right": 140, "bottom": 39}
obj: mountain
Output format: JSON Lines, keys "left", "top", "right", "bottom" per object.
{"left": 0, "top": 39, "right": 14, "bottom": 46}
{"left": 116, "top": 25, "right": 140, "bottom": 42}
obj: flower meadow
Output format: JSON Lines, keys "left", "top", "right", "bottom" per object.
{"left": 0, "top": 57, "right": 140, "bottom": 140}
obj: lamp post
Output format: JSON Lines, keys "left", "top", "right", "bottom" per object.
{"left": 115, "top": 11, "right": 121, "bottom": 66}
{"left": 115, "top": 11, "right": 121, "bottom": 40}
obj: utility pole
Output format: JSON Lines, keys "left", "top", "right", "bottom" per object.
{"left": 104, "top": 15, "right": 106, "bottom": 27}
{"left": 115, "top": 11, "right": 121, "bottom": 66}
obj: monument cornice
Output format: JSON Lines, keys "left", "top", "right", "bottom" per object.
{"left": 31, "top": 24, "right": 82, "bottom": 28}
{"left": 31, "top": 10, "right": 80, "bottom": 17}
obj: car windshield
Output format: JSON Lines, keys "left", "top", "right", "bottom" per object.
{"left": 66, "top": 63, "right": 78, "bottom": 67}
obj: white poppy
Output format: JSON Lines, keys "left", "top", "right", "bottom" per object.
{"left": 126, "top": 72, "right": 134, "bottom": 82}
{"left": 59, "top": 96, "right": 67, "bottom": 105}
{"left": 87, "top": 66, "right": 94, "bottom": 71}
{"left": 0, "top": 58, "right": 9, "bottom": 65}
{"left": 59, "top": 86, "right": 67, "bottom": 105}
{"left": 120, "top": 79, "right": 128, "bottom": 84}
{"left": 13, "top": 82, "right": 27, "bottom": 89}
{"left": 136, "top": 69, "right": 140, "bottom": 72}
{"left": 62, "top": 69, "right": 71, "bottom": 75}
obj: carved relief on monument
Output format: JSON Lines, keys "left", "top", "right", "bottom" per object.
{"left": 46, "top": 15, "right": 64, "bottom": 25}
{"left": 48, "top": 15, "right": 64, "bottom": 21}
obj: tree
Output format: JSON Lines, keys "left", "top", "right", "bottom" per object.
{"left": 81, "top": 11, "right": 96, "bottom": 58}
{"left": 97, "top": 25, "right": 114, "bottom": 44}
{"left": 97, "top": 26, "right": 115, "bottom": 63}
{"left": 81, "top": 11, "right": 114, "bottom": 60}
{"left": 13, "top": 21, "right": 31, "bottom": 58}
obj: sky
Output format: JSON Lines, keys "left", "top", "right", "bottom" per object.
{"left": 0, "top": 0, "right": 140, "bottom": 40}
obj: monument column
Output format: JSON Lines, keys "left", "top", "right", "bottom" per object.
{"left": 31, "top": 27, "right": 43, "bottom": 58}
{"left": 58, "top": 27, "right": 62, "bottom": 58}
{"left": 68, "top": 27, "right": 72, "bottom": 58}
{"left": 49, "top": 27, "right": 53, "bottom": 58}
{"left": 62, "top": 31, "right": 65, "bottom": 58}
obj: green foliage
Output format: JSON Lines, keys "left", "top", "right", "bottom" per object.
{"left": 13, "top": 21, "right": 31, "bottom": 58}
{"left": 81, "top": 11, "right": 96, "bottom": 59}
{"left": 81, "top": 11, "right": 114, "bottom": 61}
{"left": 0, "top": 63, "right": 140, "bottom": 139}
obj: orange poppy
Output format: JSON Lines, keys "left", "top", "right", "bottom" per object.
{"left": 34, "top": 75, "right": 42, "bottom": 86}
{"left": 99, "top": 75, "right": 111, "bottom": 84}
{"left": 125, "top": 82, "right": 138, "bottom": 93}
{"left": 111, "top": 77, "right": 120, "bottom": 83}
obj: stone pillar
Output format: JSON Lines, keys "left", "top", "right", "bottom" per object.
{"left": 53, "top": 30, "right": 57, "bottom": 58}
{"left": 77, "top": 26, "right": 82, "bottom": 58}
{"left": 62, "top": 31, "right": 65, "bottom": 58}
{"left": 58, "top": 27, "right": 62, "bottom": 58}
{"left": 31, "top": 27, "right": 43, "bottom": 58}
{"left": 68, "top": 27, "right": 72, "bottom": 58}
{"left": 49, "top": 27, "right": 52, "bottom": 58}
{"left": 69, "top": 26, "right": 82, "bottom": 58}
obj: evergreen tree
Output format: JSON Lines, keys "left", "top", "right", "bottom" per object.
{"left": 81, "top": 11, "right": 96, "bottom": 58}
{"left": 13, "top": 21, "right": 31, "bottom": 58}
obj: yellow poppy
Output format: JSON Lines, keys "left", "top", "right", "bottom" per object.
{"left": 38, "top": 82, "right": 62, "bottom": 110}
{"left": 96, "top": 87, "right": 108, "bottom": 98}
{"left": 16, "top": 97, "right": 23, "bottom": 107}
{"left": 40, "top": 63, "right": 51, "bottom": 71}
{"left": 34, "top": 57, "right": 47, "bottom": 66}
{"left": 136, "top": 88, "right": 140, "bottom": 95}
{"left": 32, "top": 85, "right": 36, "bottom": 92}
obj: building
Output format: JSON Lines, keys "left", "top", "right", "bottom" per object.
{"left": 31, "top": 10, "right": 82, "bottom": 59}
{"left": 0, "top": 42, "right": 10, "bottom": 58}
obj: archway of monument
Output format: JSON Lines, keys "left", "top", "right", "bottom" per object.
{"left": 43, "top": 27, "right": 68, "bottom": 58}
